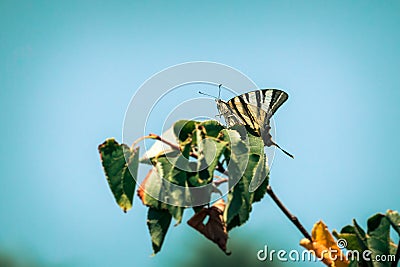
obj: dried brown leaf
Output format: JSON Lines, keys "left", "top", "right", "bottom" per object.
{"left": 188, "top": 199, "right": 230, "bottom": 255}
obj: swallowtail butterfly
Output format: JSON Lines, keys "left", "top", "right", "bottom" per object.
{"left": 201, "top": 85, "right": 293, "bottom": 158}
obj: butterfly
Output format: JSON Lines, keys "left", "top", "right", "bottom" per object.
{"left": 201, "top": 85, "right": 293, "bottom": 158}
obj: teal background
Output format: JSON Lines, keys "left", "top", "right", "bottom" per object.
{"left": 0, "top": 1, "right": 399, "bottom": 266}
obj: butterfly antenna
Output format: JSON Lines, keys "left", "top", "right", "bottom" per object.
{"left": 198, "top": 91, "right": 217, "bottom": 99}
{"left": 271, "top": 141, "right": 294, "bottom": 159}
{"left": 218, "top": 84, "right": 222, "bottom": 100}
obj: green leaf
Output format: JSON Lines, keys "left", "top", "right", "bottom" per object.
{"left": 155, "top": 151, "right": 187, "bottom": 189}
{"left": 366, "top": 214, "right": 391, "bottom": 267}
{"left": 187, "top": 128, "right": 228, "bottom": 206}
{"left": 155, "top": 151, "right": 190, "bottom": 224}
{"left": 223, "top": 126, "right": 269, "bottom": 195}
{"left": 389, "top": 242, "right": 398, "bottom": 257}
{"left": 249, "top": 152, "right": 269, "bottom": 194}
{"left": 218, "top": 129, "right": 249, "bottom": 175}
{"left": 147, "top": 207, "right": 172, "bottom": 254}
{"left": 199, "top": 120, "right": 225, "bottom": 138}
{"left": 225, "top": 153, "right": 259, "bottom": 230}
{"left": 180, "top": 138, "right": 192, "bottom": 159}
{"left": 252, "top": 170, "right": 269, "bottom": 203}
{"left": 173, "top": 120, "right": 196, "bottom": 142}
{"left": 245, "top": 129, "right": 264, "bottom": 155}
{"left": 353, "top": 219, "right": 369, "bottom": 251}
{"left": 386, "top": 210, "right": 400, "bottom": 236}
{"left": 333, "top": 227, "right": 364, "bottom": 253}
{"left": 138, "top": 169, "right": 165, "bottom": 208}
{"left": 139, "top": 152, "right": 189, "bottom": 224}
{"left": 348, "top": 259, "right": 359, "bottom": 267}
{"left": 188, "top": 138, "right": 228, "bottom": 186}
{"left": 222, "top": 129, "right": 268, "bottom": 231}
{"left": 98, "top": 138, "right": 138, "bottom": 213}
{"left": 230, "top": 124, "right": 263, "bottom": 155}
{"left": 333, "top": 222, "right": 373, "bottom": 267}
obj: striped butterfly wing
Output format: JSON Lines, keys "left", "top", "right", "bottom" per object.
{"left": 217, "top": 89, "right": 293, "bottom": 158}
{"left": 224, "top": 89, "right": 288, "bottom": 132}
{"left": 236, "top": 89, "right": 288, "bottom": 117}
{"left": 232, "top": 89, "right": 288, "bottom": 144}
{"left": 225, "top": 98, "right": 265, "bottom": 134}
{"left": 238, "top": 89, "right": 293, "bottom": 159}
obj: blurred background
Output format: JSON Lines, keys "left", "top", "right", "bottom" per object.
{"left": 1, "top": 1, "right": 399, "bottom": 266}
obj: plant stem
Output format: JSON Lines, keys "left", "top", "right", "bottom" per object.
{"left": 266, "top": 185, "right": 312, "bottom": 241}
{"left": 131, "top": 135, "right": 152, "bottom": 149}
{"left": 392, "top": 239, "right": 400, "bottom": 267}
{"left": 213, "top": 177, "right": 229, "bottom": 186}
{"left": 148, "top": 133, "right": 181, "bottom": 151}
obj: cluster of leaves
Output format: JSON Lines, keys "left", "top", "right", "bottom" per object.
{"left": 333, "top": 210, "right": 399, "bottom": 267}
{"left": 301, "top": 210, "right": 400, "bottom": 267}
{"left": 98, "top": 120, "right": 270, "bottom": 255}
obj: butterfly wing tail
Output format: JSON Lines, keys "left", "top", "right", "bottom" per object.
{"left": 261, "top": 124, "right": 294, "bottom": 159}
{"left": 271, "top": 141, "right": 294, "bottom": 159}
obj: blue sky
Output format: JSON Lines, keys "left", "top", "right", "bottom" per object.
{"left": 0, "top": 1, "right": 399, "bottom": 266}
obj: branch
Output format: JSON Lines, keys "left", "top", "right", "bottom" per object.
{"left": 131, "top": 133, "right": 181, "bottom": 150}
{"left": 392, "top": 239, "right": 400, "bottom": 267}
{"left": 266, "top": 185, "right": 312, "bottom": 241}
{"left": 213, "top": 177, "right": 229, "bottom": 186}
{"left": 131, "top": 135, "right": 151, "bottom": 149}
{"left": 148, "top": 133, "right": 181, "bottom": 151}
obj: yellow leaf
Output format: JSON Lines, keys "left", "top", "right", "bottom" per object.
{"left": 300, "top": 221, "right": 349, "bottom": 267}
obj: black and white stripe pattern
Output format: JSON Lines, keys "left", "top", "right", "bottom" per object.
{"left": 216, "top": 89, "right": 293, "bottom": 158}
{"left": 217, "top": 89, "right": 288, "bottom": 131}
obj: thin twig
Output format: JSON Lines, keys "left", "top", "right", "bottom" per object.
{"left": 131, "top": 135, "right": 152, "bottom": 148}
{"left": 213, "top": 178, "right": 229, "bottom": 186}
{"left": 392, "top": 239, "right": 400, "bottom": 267}
{"left": 148, "top": 133, "right": 181, "bottom": 151}
{"left": 266, "top": 185, "right": 312, "bottom": 241}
